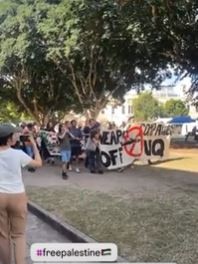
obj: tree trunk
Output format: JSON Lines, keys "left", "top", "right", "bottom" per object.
{"left": 88, "top": 107, "right": 102, "bottom": 120}
{"left": 41, "top": 112, "right": 52, "bottom": 128}
{"left": 16, "top": 91, "right": 40, "bottom": 124}
{"left": 14, "top": 78, "right": 41, "bottom": 125}
{"left": 86, "top": 99, "right": 107, "bottom": 120}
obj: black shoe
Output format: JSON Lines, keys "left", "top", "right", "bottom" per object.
{"left": 90, "top": 170, "right": 96, "bottom": 174}
{"left": 98, "top": 170, "right": 104, "bottom": 174}
{"left": 62, "top": 172, "right": 68, "bottom": 180}
{"left": 28, "top": 167, "right": 35, "bottom": 173}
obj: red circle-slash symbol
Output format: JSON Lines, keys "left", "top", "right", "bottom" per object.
{"left": 123, "top": 126, "right": 144, "bottom": 157}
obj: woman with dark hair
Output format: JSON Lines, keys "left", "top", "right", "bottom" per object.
{"left": 85, "top": 130, "right": 103, "bottom": 174}
{"left": 0, "top": 124, "right": 42, "bottom": 264}
{"left": 46, "top": 121, "right": 55, "bottom": 132}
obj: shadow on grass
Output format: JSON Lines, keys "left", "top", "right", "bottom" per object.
{"left": 147, "top": 156, "right": 187, "bottom": 165}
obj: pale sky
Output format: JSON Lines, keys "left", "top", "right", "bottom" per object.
{"left": 134, "top": 75, "right": 192, "bottom": 100}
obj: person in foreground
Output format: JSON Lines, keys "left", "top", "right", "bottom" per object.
{"left": 0, "top": 124, "right": 42, "bottom": 264}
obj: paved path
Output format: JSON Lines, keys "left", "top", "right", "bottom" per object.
{"left": 24, "top": 150, "right": 198, "bottom": 196}
{"left": 26, "top": 213, "right": 70, "bottom": 264}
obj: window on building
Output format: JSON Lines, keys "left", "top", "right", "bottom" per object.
{"left": 127, "top": 99, "right": 133, "bottom": 114}
{"left": 128, "top": 105, "right": 133, "bottom": 114}
{"left": 122, "top": 105, "right": 125, "bottom": 114}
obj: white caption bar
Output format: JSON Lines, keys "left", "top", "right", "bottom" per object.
{"left": 31, "top": 243, "right": 117, "bottom": 262}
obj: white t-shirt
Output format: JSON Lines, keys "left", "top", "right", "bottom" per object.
{"left": 0, "top": 148, "right": 32, "bottom": 193}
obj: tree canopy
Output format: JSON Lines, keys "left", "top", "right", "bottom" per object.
{"left": 124, "top": 0, "right": 198, "bottom": 106}
{"left": 0, "top": 0, "right": 74, "bottom": 125}
{"left": 0, "top": 0, "right": 198, "bottom": 124}
{"left": 164, "top": 99, "right": 188, "bottom": 117}
{"left": 0, "top": 0, "right": 176, "bottom": 123}
{"left": 0, "top": 100, "right": 29, "bottom": 123}
{"left": 38, "top": 0, "right": 168, "bottom": 118}
{"left": 133, "top": 92, "right": 163, "bottom": 121}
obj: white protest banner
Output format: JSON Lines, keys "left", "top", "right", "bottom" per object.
{"left": 38, "top": 124, "right": 170, "bottom": 169}
{"left": 140, "top": 123, "right": 170, "bottom": 161}
{"left": 99, "top": 129, "right": 134, "bottom": 170}
{"left": 141, "top": 136, "right": 170, "bottom": 161}
{"left": 141, "top": 122, "right": 182, "bottom": 137}
{"left": 100, "top": 123, "right": 171, "bottom": 170}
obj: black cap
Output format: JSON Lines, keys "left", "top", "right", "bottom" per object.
{"left": 0, "top": 124, "right": 22, "bottom": 138}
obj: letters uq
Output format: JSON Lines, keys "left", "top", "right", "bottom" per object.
{"left": 100, "top": 130, "right": 166, "bottom": 168}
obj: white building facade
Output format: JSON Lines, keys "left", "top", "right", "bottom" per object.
{"left": 98, "top": 90, "right": 137, "bottom": 126}
{"left": 98, "top": 84, "right": 198, "bottom": 126}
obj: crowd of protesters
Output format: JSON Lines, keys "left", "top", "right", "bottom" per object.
{"left": 12, "top": 118, "right": 109, "bottom": 179}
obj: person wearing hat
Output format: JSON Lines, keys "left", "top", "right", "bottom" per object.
{"left": 0, "top": 124, "right": 42, "bottom": 264}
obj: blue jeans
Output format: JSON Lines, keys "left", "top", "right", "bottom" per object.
{"left": 25, "top": 146, "right": 34, "bottom": 158}
{"left": 61, "top": 150, "right": 71, "bottom": 163}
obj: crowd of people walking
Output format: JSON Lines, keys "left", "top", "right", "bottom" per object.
{"left": 15, "top": 118, "right": 107, "bottom": 179}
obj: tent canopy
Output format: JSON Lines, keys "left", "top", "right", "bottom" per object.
{"left": 168, "top": 116, "right": 195, "bottom": 124}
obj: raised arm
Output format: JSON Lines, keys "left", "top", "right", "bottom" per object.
{"left": 28, "top": 136, "right": 42, "bottom": 167}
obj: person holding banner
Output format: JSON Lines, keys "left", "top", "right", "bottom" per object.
{"left": 85, "top": 130, "right": 103, "bottom": 174}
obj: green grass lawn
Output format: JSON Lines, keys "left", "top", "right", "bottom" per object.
{"left": 27, "top": 185, "right": 198, "bottom": 264}
{"left": 155, "top": 149, "right": 198, "bottom": 172}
